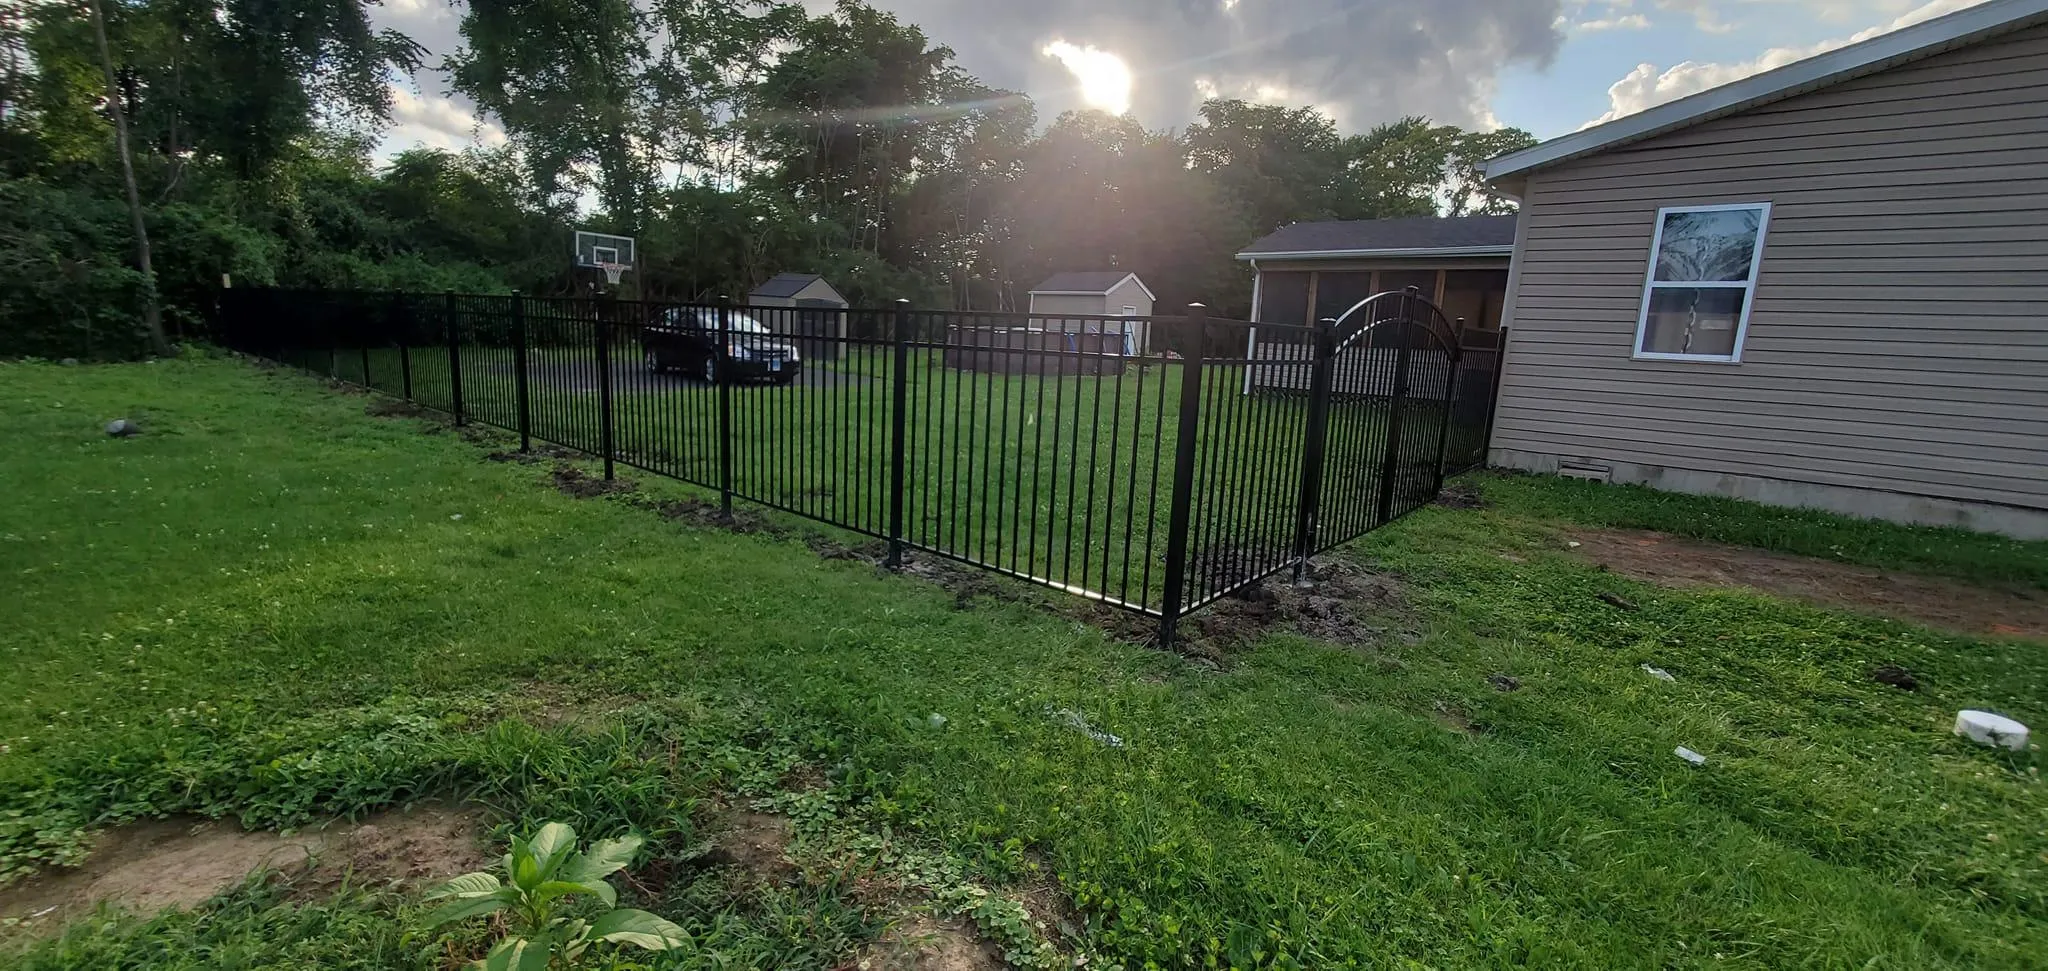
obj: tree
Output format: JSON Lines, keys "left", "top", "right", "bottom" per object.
{"left": 453, "top": 0, "right": 795, "bottom": 230}
{"left": 86, "top": 0, "right": 168, "bottom": 354}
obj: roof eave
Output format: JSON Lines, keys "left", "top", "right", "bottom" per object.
{"left": 1234, "top": 245, "right": 1515, "bottom": 262}
{"left": 1482, "top": 0, "right": 2048, "bottom": 184}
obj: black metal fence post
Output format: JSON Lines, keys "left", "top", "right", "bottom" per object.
{"left": 1480, "top": 325, "right": 1509, "bottom": 465}
{"left": 595, "top": 310, "right": 616, "bottom": 481}
{"left": 1291, "top": 317, "right": 1338, "bottom": 583}
{"left": 445, "top": 292, "right": 465, "bottom": 425}
{"left": 885, "top": 298, "right": 912, "bottom": 569}
{"left": 1157, "top": 303, "right": 1209, "bottom": 649}
{"left": 1375, "top": 291, "right": 1417, "bottom": 525}
{"left": 511, "top": 292, "right": 532, "bottom": 453}
{"left": 1432, "top": 334, "right": 1462, "bottom": 493}
{"left": 716, "top": 295, "right": 734, "bottom": 519}
{"left": 394, "top": 294, "right": 414, "bottom": 401}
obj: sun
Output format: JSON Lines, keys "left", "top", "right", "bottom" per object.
{"left": 1042, "top": 41, "right": 1133, "bottom": 115}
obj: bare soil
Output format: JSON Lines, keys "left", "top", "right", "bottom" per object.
{"left": 551, "top": 464, "right": 638, "bottom": 499}
{"left": 703, "top": 811, "right": 797, "bottom": 886}
{"left": 1569, "top": 528, "right": 2048, "bottom": 640}
{"left": 853, "top": 916, "right": 1005, "bottom": 971}
{"left": 0, "top": 806, "right": 485, "bottom": 933}
{"left": 1146, "top": 555, "right": 1415, "bottom": 662}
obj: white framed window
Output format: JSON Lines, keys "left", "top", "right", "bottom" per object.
{"left": 1633, "top": 202, "right": 1771, "bottom": 362}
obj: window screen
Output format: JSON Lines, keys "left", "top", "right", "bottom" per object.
{"left": 1312, "top": 271, "right": 1375, "bottom": 323}
{"left": 1257, "top": 271, "right": 1311, "bottom": 326}
{"left": 1440, "top": 269, "right": 1509, "bottom": 331}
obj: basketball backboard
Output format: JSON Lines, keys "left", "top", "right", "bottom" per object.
{"left": 573, "top": 230, "right": 636, "bottom": 269}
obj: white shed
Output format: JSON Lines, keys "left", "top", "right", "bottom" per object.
{"left": 1027, "top": 272, "right": 1155, "bottom": 354}
{"left": 748, "top": 273, "right": 848, "bottom": 309}
{"left": 747, "top": 273, "right": 850, "bottom": 360}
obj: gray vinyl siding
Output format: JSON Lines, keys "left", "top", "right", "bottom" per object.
{"left": 1106, "top": 277, "right": 1153, "bottom": 317}
{"left": 1027, "top": 293, "right": 1107, "bottom": 316}
{"left": 1495, "top": 22, "right": 2048, "bottom": 513}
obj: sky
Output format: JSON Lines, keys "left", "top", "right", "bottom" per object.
{"left": 374, "top": 0, "right": 1995, "bottom": 160}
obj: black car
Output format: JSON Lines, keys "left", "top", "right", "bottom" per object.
{"left": 642, "top": 307, "right": 802, "bottom": 384}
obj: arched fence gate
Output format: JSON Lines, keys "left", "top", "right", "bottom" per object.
{"left": 216, "top": 286, "right": 1505, "bottom": 647}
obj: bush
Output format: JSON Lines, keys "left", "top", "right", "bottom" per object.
{"left": 0, "top": 180, "right": 154, "bottom": 359}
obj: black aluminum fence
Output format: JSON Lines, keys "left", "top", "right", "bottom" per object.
{"left": 217, "top": 287, "right": 1502, "bottom": 644}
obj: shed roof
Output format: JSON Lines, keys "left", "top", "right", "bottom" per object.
{"left": 750, "top": 272, "right": 825, "bottom": 298}
{"left": 1235, "top": 215, "right": 1518, "bottom": 261}
{"left": 1030, "top": 271, "right": 1152, "bottom": 298}
{"left": 1481, "top": 0, "right": 2048, "bottom": 190}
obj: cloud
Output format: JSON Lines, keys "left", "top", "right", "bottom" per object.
{"left": 1584, "top": 0, "right": 1988, "bottom": 126}
{"left": 1576, "top": 12, "right": 1653, "bottom": 29}
{"left": 386, "top": 84, "right": 507, "bottom": 153}
{"left": 366, "top": 0, "right": 1565, "bottom": 160}
{"left": 845, "top": 0, "right": 1566, "bottom": 130}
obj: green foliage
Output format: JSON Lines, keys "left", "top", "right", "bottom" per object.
{"left": 425, "top": 822, "right": 687, "bottom": 970}
{"left": 5, "top": 0, "right": 1541, "bottom": 360}
{"left": 0, "top": 179, "right": 153, "bottom": 358}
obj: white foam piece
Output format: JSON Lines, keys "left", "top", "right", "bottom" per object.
{"left": 1954, "top": 710, "right": 2029, "bottom": 751}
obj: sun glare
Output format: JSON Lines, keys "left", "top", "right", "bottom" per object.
{"left": 1042, "top": 41, "right": 1133, "bottom": 115}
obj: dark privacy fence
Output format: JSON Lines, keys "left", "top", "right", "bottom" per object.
{"left": 217, "top": 287, "right": 1504, "bottom": 644}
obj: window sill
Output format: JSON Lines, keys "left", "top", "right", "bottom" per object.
{"left": 1632, "top": 351, "right": 1743, "bottom": 364}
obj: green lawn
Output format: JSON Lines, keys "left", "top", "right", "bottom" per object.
{"left": 2, "top": 356, "right": 2044, "bottom": 969}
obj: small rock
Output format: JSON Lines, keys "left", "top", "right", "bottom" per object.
{"left": 1597, "top": 592, "right": 1638, "bottom": 611}
{"left": 1954, "top": 710, "right": 2029, "bottom": 751}
{"left": 926, "top": 712, "right": 948, "bottom": 729}
{"left": 1674, "top": 746, "right": 1707, "bottom": 765}
{"left": 449, "top": 514, "right": 464, "bottom": 521}
{"left": 104, "top": 418, "right": 140, "bottom": 437}
{"left": 1566, "top": 541, "right": 1582, "bottom": 548}
{"left": 1870, "top": 665, "right": 1918, "bottom": 691}
{"left": 1487, "top": 674, "right": 1522, "bottom": 692}
{"left": 1640, "top": 664, "right": 1676, "bottom": 683}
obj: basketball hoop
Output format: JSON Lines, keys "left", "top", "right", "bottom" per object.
{"left": 598, "top": 262, "right": 628, "bottom": 286}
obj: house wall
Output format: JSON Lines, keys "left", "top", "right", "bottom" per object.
{"left": 1494, "top": 22, "right": 2048, "bottom": 538}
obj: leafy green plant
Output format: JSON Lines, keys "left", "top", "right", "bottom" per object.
{"left": 425, "top": 821, "right": 687, "bottom": 970}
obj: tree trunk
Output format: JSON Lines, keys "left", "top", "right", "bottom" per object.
{"left": 87, "top": 0, "right": 170, "bottom": 357}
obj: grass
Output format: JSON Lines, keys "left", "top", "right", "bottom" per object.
{"left": 1476, "top": 471, "right": 2048, "bottom": 590}
{"left": 2, "top": 355, "right": 2045, "bottom": 969}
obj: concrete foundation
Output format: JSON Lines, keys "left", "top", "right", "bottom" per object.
{"left": 1491, "top": 448, "right": 2048, "bottom": 541}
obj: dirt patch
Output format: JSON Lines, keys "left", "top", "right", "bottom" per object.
{"left": 1149, "top": 555, "right": 1413, "bottom": 661}
{"left": 700, "top": 811, "right": 796, "bottom": 886}
{"left": 1432, "top": 480, "right": 1489, "bottom": 510}
{"left": 551, "top": 464, "right": 637, "bottom": 498}
{"left": 855, "top": 916, "right": 1005, "bottom": 971}
{"left": 1486, "top": 673, "right": 1522, "bottom": 692}
{"left": 0, "top": 806, "right": 485, "bottom": 933}
{"left": 364, "top": 398, "right": 425, "bottom": 418}
{"left": 1871, "top": 665, "right": 1920, "bottom": 691}
{"left": 1568, "top": 528, "right": 2048, "bottom": 640}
